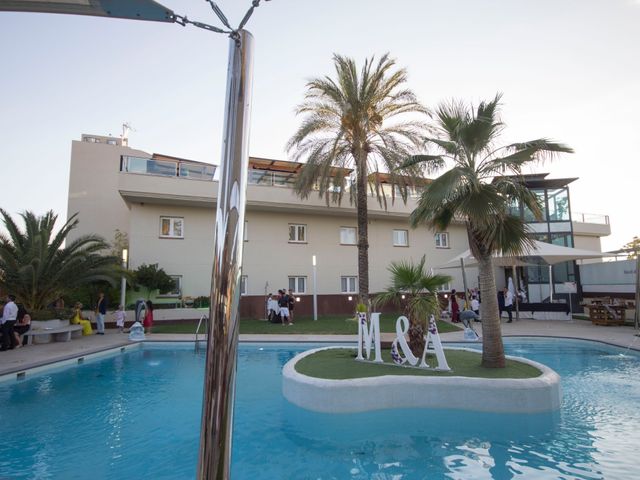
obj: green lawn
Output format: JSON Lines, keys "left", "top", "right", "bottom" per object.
{"left": 152, "top": 313, "right": 462, "bottom": 335}
{"left": 295, "top": 347, "right": 542, "bottom": 379}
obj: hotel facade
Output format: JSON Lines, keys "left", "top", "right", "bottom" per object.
{"left": 67, "top": 134, "right": 611, "bottom": 317}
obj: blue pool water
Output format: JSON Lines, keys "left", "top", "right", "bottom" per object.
{"left": 1, "top": 338, "right": 639, "bottom": 479}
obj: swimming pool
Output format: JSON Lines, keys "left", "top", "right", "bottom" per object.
{"left": 1, "top": 338, "right": 639, "bottom": 479}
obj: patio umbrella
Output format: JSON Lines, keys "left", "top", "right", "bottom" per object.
{"left": 440, "top": 241, "right": 606, "bottom": 302}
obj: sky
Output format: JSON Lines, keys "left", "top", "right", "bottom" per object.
{"left": 0, "top": 0, "right": 638, "bottom": 251}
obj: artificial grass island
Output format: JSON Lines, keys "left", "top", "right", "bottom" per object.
{"left": 283, "top": 346, "right": 561, "bottom": 415}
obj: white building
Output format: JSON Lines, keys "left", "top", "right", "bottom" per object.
{"left": 67, "top": 134, "right": 611, "bottom": 316}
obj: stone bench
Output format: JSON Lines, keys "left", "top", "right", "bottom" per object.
{"left": 23, "top": 319, "right": 83, "bottom": 345}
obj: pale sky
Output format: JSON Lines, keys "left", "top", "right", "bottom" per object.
{"left": 0, "top": 0, "right": 638, "bottom": 251}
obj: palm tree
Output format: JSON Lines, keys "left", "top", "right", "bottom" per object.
{"left": 403, "top": 94, "right": 573, "bottom": 368}
{"left": 0, "top": 209, "right": 120, "bottom": 310}
{"left": 374, "top": 256, "right": 451, "bottom": 356}
{"left": 287, "top": 53, "right": 427, "bottom": 306}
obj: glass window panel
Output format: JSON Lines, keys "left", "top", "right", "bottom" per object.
{"left": 435, "top": 233, "right": 449, "bottom": 248}
{"left": 297, "top": 225, "right": 306, "bottom": 242}
{"left": 289, "top": 225, "right": 296, "bottom": 242}
{"left": 288, "top": 277, "right": 296, "bottom": 291}
{"left": 523, "top": 189, "right": 547, "bottom": 222}
{"left": 393, "top": 229, "right": 408, "bottom": 246}
{"left": 340, "top": 227, "right": 356, "bottom": 244}
{"left": 350, "top": 277, "right": 356, "bottom": 292}
{"left": 161, "top": 219, "right": 170, "bottom": 236}
{"left": 173, "top": 220, "right": 183, "bottom": 237}
{"left": 547, "top": 188, "right": 569, "bottom": 221}
{"left": 298, "top": 277, "right": 306, "bottom": 293}
{"left": 341, "top": 277, "right": 347, "bottom": 292}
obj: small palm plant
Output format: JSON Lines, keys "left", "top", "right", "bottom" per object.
{"left": 0, "top": 209, "right": 119, "bottom": 310}
{"left": 374, "top": 256, "right": 451, "bottom": 356}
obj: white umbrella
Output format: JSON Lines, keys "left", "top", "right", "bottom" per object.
{"left": 440, "top": 240, "right": 606, "bottom": 302}
{"left": 439, "top": 240, "right": 605, "bottom": 269}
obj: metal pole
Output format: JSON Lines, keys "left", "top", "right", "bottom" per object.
{"left": 634, "top": 252, "right": 639, "bottom": 330}
{"left": 460, "top": 257, "right": 469, "bottom": 308}
{"left": 120, "top": 249, "right": 128, "bottom": 308}
{"left": 120, "top": 275, "right": 127, "bottom": 308}
{"left": 312, "top": 255, "right": 318, "bottom": 321}
{"left": 197, "top": 30, "right": 253, "bottom": 480}
{"left": 548, "top": 264, "right": 554, "bottom": 302}
{"left": 512, "top": 264, "right": 519, "bottom": 321}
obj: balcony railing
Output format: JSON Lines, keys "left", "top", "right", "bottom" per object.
{"left": 573, "top": 212, "right": 610, "bottom": 225}
{"left": 248, "top": 170, "right": 295, "bottom": 187}
{"left": 120, "top": 155, "right": 216, "bottom": 181}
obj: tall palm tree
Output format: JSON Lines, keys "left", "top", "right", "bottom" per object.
{"left": 403, "top": 94, "right": 573, "bottom": 368}
{"left": 287, "top": 53, "right": 427, "bottom": 306}
{"left": 0, "top": 209, "right": 119, "bottom": 310}
{"left": 374, "top": 256, "right": 451, "bottom": 356}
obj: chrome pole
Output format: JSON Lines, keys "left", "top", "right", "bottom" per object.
{"left": 312, "top": 255, "right": 318, "bottom": 321}
{"left": 197, "top": 29, "right": 254, "bottom": 480}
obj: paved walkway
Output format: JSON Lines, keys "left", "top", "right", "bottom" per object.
{"left": 1, "top": 320, "right": 638, "bottom": 377}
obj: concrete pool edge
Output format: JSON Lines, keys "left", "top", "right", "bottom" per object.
{"left": 282, "top": 346, "right": 562, "bottom": 414}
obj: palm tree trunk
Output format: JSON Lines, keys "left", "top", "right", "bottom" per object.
{"left": 355, "top": 150, "right": 370, "bottom": 307}
{"left": 478, "top": 254, "right": 506, "bottom": 368}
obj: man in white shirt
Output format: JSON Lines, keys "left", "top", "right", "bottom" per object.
{"left": 1, "top": 294, "right": 19, "bottom": 350}
{"left": 503, "top": 288, "right": 514, "bottom": 323}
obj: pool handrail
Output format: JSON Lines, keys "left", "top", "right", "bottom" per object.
{"left": 195, "top": 314, "right": 209, "bottom": 353}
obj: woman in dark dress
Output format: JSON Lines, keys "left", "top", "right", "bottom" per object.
{"left": 14, "top": 305, "right": 31, "bottom": 347}
{"left": 450, "top": 289, "right": 460, "bottom": 323}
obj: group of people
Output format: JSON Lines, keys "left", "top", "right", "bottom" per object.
{"left": 0, "top": 295, "right": 32, "bottom": 351}
{"left": 448, "top": 289, "right": 481, "bottom": 324}
{"left": 448, "top": 286, "right": 526, "bottom": 324}
{"left": 266, "top": 289, "right": 295, "bottom": 326}
{"left": 497, "top": 287, "right": 526, "bottom": 323}
{"left": 69, "top": 297, "right": 131, "bottom": 334}
{"left": 0, "top": 292, "right": 137, "bottom": 352}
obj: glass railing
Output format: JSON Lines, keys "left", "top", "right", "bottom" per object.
{"left": 121, "top": 156, "right": 216, "bottom": 181}
{"left": 248, "top": 170, "right": 296, "bottom": 187}
{"left": 573, "top": 212, "right": 610, "bottom": 225}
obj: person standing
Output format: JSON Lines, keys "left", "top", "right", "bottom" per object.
{"left": 278, "top": 289, "right": 291, "bottom": 326}
{"left": 450, "top": 290, "right": 460, "bottom": 323}
{"left": 470, "top": 296, "right": 480, "bottom": 320}
{"left": 267, "top": 294, "right": 279, "bottom": 323}
{"left": 143, "top": 300, "right": 154, "bottom": 334}
{"left": 113, "top": 304, "right": 126, "bottom": 333}
{"left": 95, "top": 292, "right": 107, "bottom": 335}
{"left": 504, "top": 287, "right": 514, "bottom": 323}
{"left": 0, "top": 294, "right": 19, "bottom": 351}
{"left": 287, "top": 288, "right": 296, "bottom": 323}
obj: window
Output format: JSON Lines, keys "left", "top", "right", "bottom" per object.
{"left": 106, "top": 139, "right": 118, "bottom": 145}
{"left": 436, "top": 282, "right": 451, "bottom": 292}
{"left": 289, "top": 224, "right": 307, "bottom": 243}
{"left": 341, "top": 276, "right": 357, "bottom": 294}
{"left": 160, "top": 275, "right": 182, "bottom": 297}
{"left": 524, "top": 189, "right": 547, "bottom": 223}
{"left": 435, "top": 232, "right": 449, "bottom": 248}
{"left": 160, "top": 217, "right": 184, "bottom": 238}
{"left": 393, "top": 229, "right": 409, "bottom": 247}
{"left": 547, "top": 188, "right": 570, "bottom": 221}
{"left": 240, "top": 276, "right": 248, "bottom": 295}
{"left": 340, "top": 227, "right": 357, "bottom": 245}
{"left": 288, "top": 276, "right": 307, "bottom": 294}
